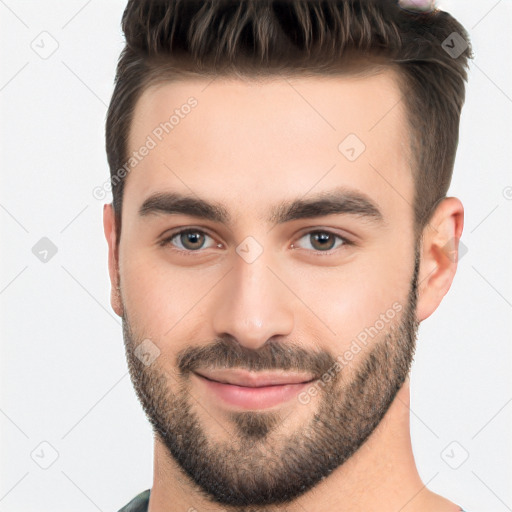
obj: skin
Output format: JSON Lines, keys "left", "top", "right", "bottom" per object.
{"left": 103, "top": 70, "right": 464, "bottom": 512}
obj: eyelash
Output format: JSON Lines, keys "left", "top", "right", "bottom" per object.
{"left": 159, "top": 228, "right": 354, "bottom": 257}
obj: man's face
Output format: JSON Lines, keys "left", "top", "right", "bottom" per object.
{"left": 115, "top": 71, "right": 420, "bottom": 506}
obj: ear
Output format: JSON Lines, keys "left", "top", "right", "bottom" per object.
{"left": 103, "top": 203, "right": 124, "bottom": 317}
{"left": 416, "top": 197, "right": 464, "bottom": 322}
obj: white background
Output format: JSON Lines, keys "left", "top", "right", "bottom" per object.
{"left": 0, "top": 1, "right": 511, "bottom": 511}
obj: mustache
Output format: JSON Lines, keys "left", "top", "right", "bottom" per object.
{"left": 176, "top": 336, "right": 336, "bottom": 379}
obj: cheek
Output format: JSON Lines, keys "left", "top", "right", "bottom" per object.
{"left": 293, "top": 252, "right": 411, "bottom": 346}
{"left": 120, "top": 251, "right": 220, "bottom": 340}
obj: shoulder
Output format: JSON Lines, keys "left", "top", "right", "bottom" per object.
{"left": 117, "top": 489, "right": 151, "bottom": 512}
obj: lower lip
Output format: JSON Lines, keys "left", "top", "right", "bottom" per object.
{"left": 194, "top": 374, "right": 314, "bottom": 410}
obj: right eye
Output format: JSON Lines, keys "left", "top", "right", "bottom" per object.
{"left": 159, "top": 228, "right": 219, "bottom": 253}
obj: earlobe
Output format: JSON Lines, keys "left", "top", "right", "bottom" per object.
{"left": 103, "top": 203, "right": 124, "bottom": 318}
{"left": 415, "top": 197, "right": 464, "bottom": 322}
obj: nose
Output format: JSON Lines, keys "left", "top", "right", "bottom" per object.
{"left": 212, "top": 250, "right": 294, "bottom": 351}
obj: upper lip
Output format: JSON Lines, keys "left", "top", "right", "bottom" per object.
{"left": 194, "top": 369, "right": 316, "bottom": 387}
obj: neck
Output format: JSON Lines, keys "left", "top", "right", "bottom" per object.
{"left": 148, "top": 377, "right": 460, "bottom": 512}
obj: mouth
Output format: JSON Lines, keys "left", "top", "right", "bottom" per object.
{"left": 193, "top": 369, "right": 317, "bottom": 410}
{"left": 194, "top": 369, "right": 317, "bottom": 387}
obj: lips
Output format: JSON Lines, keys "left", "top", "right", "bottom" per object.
{"left": 194, "top": 368, "right": 316, "bottom": 387}
{"left": 194, "top": 370, "right": 317, "bottom": 410}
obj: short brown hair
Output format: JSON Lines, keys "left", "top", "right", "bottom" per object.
{"left": 105, "top": 0, "right": 472, "bottom": 246}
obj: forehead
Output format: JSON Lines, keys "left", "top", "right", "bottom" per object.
{"left": 124, "top": 70, "right": 413, "bottom": 227}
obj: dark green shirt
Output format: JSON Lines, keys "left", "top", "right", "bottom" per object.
{"left": 117, "top": 489, "right": 472, "bottom": 512}
{"left": 118, "top": 489, "right": 151, "bottom": 512}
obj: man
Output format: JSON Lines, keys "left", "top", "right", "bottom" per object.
{"left": 103, "top": 0, "right": 474, "bottom": 510}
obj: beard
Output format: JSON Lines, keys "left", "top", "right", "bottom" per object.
{"left": 121, "top": 244, "right": 420, "bottom": 511}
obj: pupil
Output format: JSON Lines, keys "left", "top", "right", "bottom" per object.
{"left": 182, "top": 231, "right": 203, "bottom": 249}
{"left": 313, "top": 232, "right": 333, "bottom": 250}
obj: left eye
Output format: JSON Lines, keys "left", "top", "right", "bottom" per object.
{"left": 293, "top": 230, "right": 349, "bottom": 252}
{"left": 160, "top": 228, "right": 350, "bottom": 254}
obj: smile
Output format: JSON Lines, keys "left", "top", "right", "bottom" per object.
{"left": 193, "top": 370, "right": 317, "bottom": 410}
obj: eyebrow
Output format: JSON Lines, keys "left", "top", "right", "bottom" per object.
{"left": 138, "top": 187, "right": 384, "bottom": 226}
